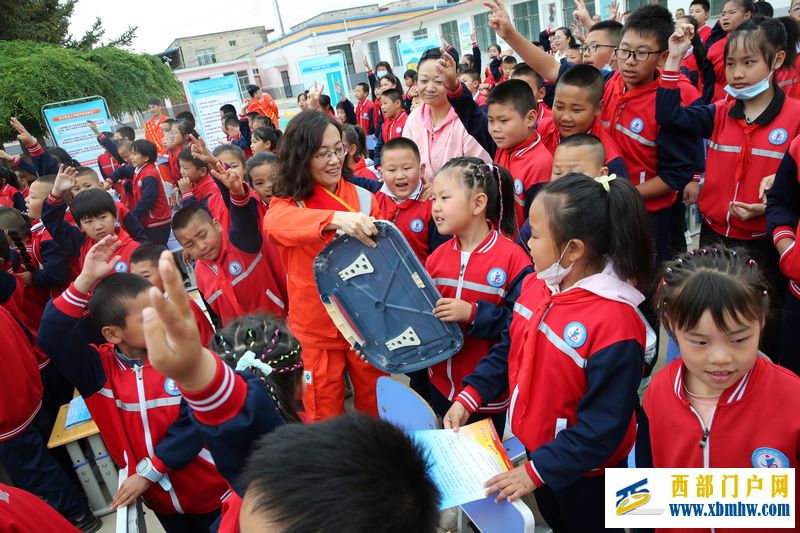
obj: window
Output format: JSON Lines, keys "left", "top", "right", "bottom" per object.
{"left": 513, "top": 1, "right": 540, "bottom": 42}
{"left": 196, "top": 47, "right": 216, "bottom": 66}
{"left": 625, "top": 0, "right": 667, "bottom": 12}
{"left": 368, "top": 41, "right": 381, "bottom": 69}
{"left": 473, "top": 12, "right": 497, "bottom": 52}
{"left": 413, "top": 28, "right": 428, "bottom": 39}
{"left": 235, "top": 70, "right": 250, "bottom": 99}
{"left": 229, "top": 40, "right": 237, "bottom": 47}
{"left": 389, "top": 35, "right": 402, "bottom": 68}
{"left": 328, "top": 44, "right": 357, "bottom": 82}
{"left": 440, "top": 21, "right": 461, "bottom": 54}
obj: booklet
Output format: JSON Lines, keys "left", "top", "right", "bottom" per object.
{"left": 412, "top": 419, "right": 513, "bottom": 509}
{"left": 64, "top": 395, "right": 92, "bottom": 429}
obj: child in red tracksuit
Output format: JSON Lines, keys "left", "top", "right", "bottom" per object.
{"left": 426, "top": 158, "right": 533, "bottom": 433}
{"left": 172, "top": 169, "right": 287, "bottom": 326}
{"left": 42, "top": 167, "right": 142, "bottom": 274}
{"left": 38, "top": 237, "right": 229, "bottom": 532}
{"left": 658, "top": 19, "right": 800, "bottom": 358}
{"left": 444, "top": 174, "right": 654, "bottom": 531}
{"left": 130, "top": 140, "right": 172, "bottom": 244}
{"left": 380, "top": 88, "right": 408, "bottom": 142}
{"left": 643, "top": 248, "right": 800, "bottom": 533}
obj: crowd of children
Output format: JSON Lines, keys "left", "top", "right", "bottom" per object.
{"left": 1, "top": 0, "right": 800, "bottom": 531}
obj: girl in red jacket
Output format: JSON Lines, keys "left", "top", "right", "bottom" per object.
{"left": 426, "top": 158, "right": 533, "bottom": 434}
{"left": 444, "top": 173, "right": 654, "bottom": 531}
{"left": 658, "top": 18, "right": 800, "bottom": 358}
{"left": 644, "top": 247, "right": 800, "bottom": 533}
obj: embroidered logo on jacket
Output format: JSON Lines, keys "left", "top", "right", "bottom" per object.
{"left": 769, "top": 128, "right": 788, "bottom": 145}
{"left": 228, "top": 261, "right": 243, "bottom": 276}
{"left": 751, "top": 447, "right": 790, "bottom": 468}
{"left": 114, "top": 262, "right": 129, "bottom": 273}
{"left": 630, "top": 118, "right": 644, "bottom": 134}
{"left": 487, "top": 268, "right": 507, "bottom": 287}
{"left": 410, "top": 218, "right": 424, "bottom": 233}
{"left": 564, "top": 321, "right": 587, "bottom": 348}
{"left": 164, "top": 378, "right": 181, "bottom": 396}
{"left": 513, "top": 179, "right": 524, "bottom": 195}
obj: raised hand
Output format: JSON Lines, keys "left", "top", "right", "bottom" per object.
{"left": 470, "top": 28, "right": 477, "bottom": 44}
{"left": 74, "top": 235, "right": 123, "bottom": 293}
{"left": 436, "top": 47, "right": 461, "bottom": 91}
{"left": 9, "top": 117, "right": 36, "bottom": 146}
{"left": 609, "top": 0, "right": 620, "bottom": 21}
{"left": 53, "top": 164, "right": 78, "bottom": 197}
{"left": 483, "top": 0, "right": 515, "bottom": 41}
{"left": 0, "top": 149, "right": 11, "bottom": 161}
{"left": 211, "top": 162, "right": 245, "bottom": 197}
{"left": 189, "top": 134, "right": 216, "bottom": 165}
{"left": 666, "top": 23, "right": 694, "bottom": 70}
{"left": 87, "top": 120, "right": 100, "bottom": 136}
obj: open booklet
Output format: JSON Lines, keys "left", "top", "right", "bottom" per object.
{"left": 412, "top": 419, "right": 514, "bottom": 509}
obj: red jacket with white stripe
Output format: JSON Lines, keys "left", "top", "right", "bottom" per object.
{"left": 356, "top": 97, "right": 374, "bottom": 134}
{"left": 776, "top": 55, "right": 800, "bottom": 100}
{"left": 457, "top": 266, "right": 645, "bottom": 490}
{"left": 538, "top": 118, "right": 629, "bottom": 179}
{"left": 494, "top": 133, "right": 553, "bottom": 231}
{"left": 0, "top": 482, "right": 80, "bottom": 532}
{"left": 195, "top": 192, "right": 287, "bottom": 326}
{"left": 767, "top": 135, "right": 800, "bottom": 299}
{"left": 658, "top": 73, "right": 800, "bottom": 240}
{"left": 425, "top": 230, "right": 533, "bottom": 413}
{"left": 0, "top": 304, "right": 43, "bottom": 443}
{"left": 642, "top": 357, "right": 800, "bottom": 533}
{"left": 38, "top": 286, "right": 229, "bottom": 515}
{"left": 375, "top": 186, "right": 449, "bottom": 264}
{"left": 382, "top": 111, "right": 408, "bottom": 142}
{"left": 132, "top": 163, "right": 171, "bottom": 229}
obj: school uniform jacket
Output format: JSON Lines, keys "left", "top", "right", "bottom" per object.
{"left": 538, "top": 118, "right": 629, "bottom": 179}
{"left": 425, "top": 230, "right": 533, "bottom": 413}
{"left": 0, "top": 184, "right": 25, "bottom": 212}
{"left": 195, "top": 192, "right": 287, "bottom": 326}
{"left": 456, "top": 265, "right": 646, "bottom": 490}
{"left": 382, "top": 110, "right": 408, "bottom": 142}
{"left": 132, "top": 163, "right": 171, "bottom": 230}
{"left": 0, "top": 482, "right": 80, "bottom": 532}
{"left": 776, "top": 56, "right": 800, "bottom": 100}
{"left": 39, "top": 289, "right": 229, "bottom": 515}
{"left": 658, "top": 73, "right": 800, "bottom": 240}
{"left": 356, "top": 98, "right": 375, "bottom": 135}
{"left": 600, "top": 70, "right": 701, "bottom": 213}
{"left": 642, "top": 356, "right": 800, "bottom": 533}
{"left": 145, "top": 114, "right": 167, "bottom": 154}
{"left": 374, "top": 184, "right": 449, "bottom": 264}
{"left": 97, "top": 151, "right": 121, "bottom": 181}
{"left": 702, "top": 35, "right": 728, "bottom": 105}
{"left": 767, "top": 135, "right": 800, "bottom": 300}
{"left": 41, "top": 194, "right": 141, "bottom": 273}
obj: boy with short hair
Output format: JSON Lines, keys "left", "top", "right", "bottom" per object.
{"left": 222, "top": 114, "right": 252, "bottom": 159}
{"left": 129, "top": 139, "right": 172, "bottom": 244}
{"left": 71, "top": 166, "right": 148, "bottom": 241}
{"left": 689, "top": 0, "right": 711, "bottom": 43}
{"left": 130, "top": 242, "right": 214, "bottom": 347}
{"left": 510, "top": 63, "right": 550, "bottom": 126}
{"left": 354, "top": 82, "right": 374, "bottom": 135}
{"left": 579, "top": 20, "right": 623, "bottom": 70}
{"left": 380, "top": 88, "right": 408, "bottom": 142}
{"left": 246, "top": 85, "right": 279, "bottom": 127}
{"left": 38, "top": 237, "right": 228, "bottom": 531}
{"left": 42, "top": 167, "right": 142, "bottom": 273}
{"left": 459, "top": 69, "right": 487, "bottom": 107}
{"left": 501, "top": 55, "right": 517, "bottom": 79}
{"left": 145, "top": 98, "right": 167, "bottom": 154}
{"left": 171, "top": 169, "right": 286, "bottom": 326}
{"left": 137, "top": 250, "right": 441, "bottom": 533}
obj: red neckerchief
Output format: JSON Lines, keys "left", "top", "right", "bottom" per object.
{"left": 609, "top": 73, "right": 660, "bottom": 126}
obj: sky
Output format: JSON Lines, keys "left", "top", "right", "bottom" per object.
{"left": 68, "top": 0, "right": 375, "bottom": 54}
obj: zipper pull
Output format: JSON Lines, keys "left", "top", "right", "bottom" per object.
{"left": 459, "top": 263, "right": 466, "bottom": 277}
{"left": 699, "top": 428, "right": 710, "bottom": 449}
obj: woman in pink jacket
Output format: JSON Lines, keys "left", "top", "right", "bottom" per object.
{"left": 403, "top": 48, "right": 491, "bottom": 182}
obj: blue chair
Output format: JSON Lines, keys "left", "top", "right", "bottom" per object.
{"left": 458, "top": 496, "right": 538, "bottom": 533}
{"left": 376, "top": 376, "right": 439, "bottom": 431}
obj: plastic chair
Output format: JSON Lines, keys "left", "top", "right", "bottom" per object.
{"left": 376, "top": 376, "right": 439, "bottom": 431}
{"left": 458, "top": 497, "right": 538, "bottom": 533}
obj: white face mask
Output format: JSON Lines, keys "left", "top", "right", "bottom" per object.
{"left": 535, "top": 243, "right": 574, "bottom": 293}
{"left": 376, "top": 69, "right": 388, "bottom": 78}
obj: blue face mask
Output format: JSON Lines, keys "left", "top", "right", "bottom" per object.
{"left": 724, "top": 74, "right": 772, "bottom": 101}
{"left": 376, "top": 69, "right": 388, "bottom": 79}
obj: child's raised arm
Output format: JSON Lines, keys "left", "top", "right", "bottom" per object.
{"left": 210, "top": 165, "right": 262, "bottom": 253}
{"left": 10, "top": 117, "right": 59, "bottom": 176}
{"left": 41, "top": 165, "right": 85, "bottom": 256}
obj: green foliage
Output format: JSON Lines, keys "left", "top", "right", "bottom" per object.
{"left": 0, "top": 41, "right": 182, "bottom": 141}
{"left": 0, "top": 0, "right": 77, "bottom": 45}
{"left": 63, "top": 16, "right": 138, "bottom": 50}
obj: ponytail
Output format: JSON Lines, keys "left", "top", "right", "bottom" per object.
{"left": 778, "top": 16, "right": 799, "bottom": 71}
{"left": 539, "top": 173, "right": 653, "bottom": 287}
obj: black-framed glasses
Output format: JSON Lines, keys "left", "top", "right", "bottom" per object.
{"left": 614, "top": 48, "right": 665, "bottom": 62}
{"left": 580, "top": 44, "right": 616, "bottom": 54}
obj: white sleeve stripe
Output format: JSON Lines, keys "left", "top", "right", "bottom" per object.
{"left": 185, "top": 365, "right": 236, "bottom": 412}
{"left": 458, "top": 391, "right": 479, "bottom": 411}
{"left": 62, "top": 289, "right": 89, "bottom": 308}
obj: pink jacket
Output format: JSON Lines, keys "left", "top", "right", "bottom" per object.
{"left": 403, "top": 103, "right": 491, "bottom": 182}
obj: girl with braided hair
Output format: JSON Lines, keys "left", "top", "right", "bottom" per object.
{"left": 641, "top": 247, "right": 800, "bottom": 495}
{"left": 211, "top": 314, "right": 306, "bottom": 424}
{"left": 424, "top": 157, "right": 533, "bottom": 434}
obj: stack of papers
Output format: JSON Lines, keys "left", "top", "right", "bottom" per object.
{"left": 64, "top": 396, "right": 92, "bottom": 429}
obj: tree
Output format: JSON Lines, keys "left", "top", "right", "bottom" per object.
{"left": 0, "top": 0, "right": 77, "bottom": 45}
{"left": 0, "top": 40, "right": 182, "bottom": 141}
{"left": 63, "top": 16, "right": 138, "bottom": 50}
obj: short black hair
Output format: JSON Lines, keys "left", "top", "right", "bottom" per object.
{"left": 220, "top": 104, "right": 237, "bottom": 116}
{"left": 753, "top": 0, "right": 772, "bottom": 17}
{"left": 175, "top": 111, "right": 196, "bottom": 128}
{"left": 223, "top": 115, "right": 240, "bottom": 129}
{"left": 253, "top": 115, "right": 275, "bottom": 129}
{"left": 588, "top": 20, "right": 623, "bottom": 46}
{"left": 486, "top": 79, "right": 537, "bottom": 117}
{"left": 239, "top": 413, "right": 440, "bottom": 532}
{"left": 132, "top": 139, "right": 157, "bottom": 163}
{"left": 130, "top": 241, "right": 168, "bottom": 266}
{"left": 622, "top": 4, "right": 674, "bottom": 50}
{"left": 381, "top": 137, "right": 421, "bottom": 161}
{"left": 116, "top": 126, "right": 136, "bottom": 141}
{"left": 689, "top": 0, "right": 710, "bottom": 12}
{"left": 356, "top": 82, "right": 370, "bottom": 93}
{"left": 178, "top": 146, "right": 207, "bottom": 170}
{"left": 460, "top": 68, "right": 482, "bottom": 83}
{"left": 89, "top": 273, "right": 153, "bottom": 329}
{"left": 172, "top": 204, "right": 213, "bottom": 233}
{"left": 75, "top": 166, "right": 99, "bottom": 181}
{"left": 245, "top": 151, "right": 279, "bottom": 187}
{"left": 246, "top": 112, "right": 261, "bottom": 120}
{"left": 247, "top": 84, "right": 261, "bottom": 97}
{"left": 71, "top": 188, "right": 116, "bottom": 225}
{"left": 557, "top": 64, "right": 606, "bottom": 105}
{"left": 403, "top": 69, "right": 417, "bottom": 81}
{"left": 252, "top": 127, "right": 278, "bottom": 147}
{"left": 502, "top": 55, "right": 518, "bottom": 65}
{"left": 558, "top": 133, "right": 606, "bottom": 165}
{"left": 147, "top": 98, "right": 161, "bottom": 107}
{"left": 380, "top": 88, "right": 403, "bottom": 103}
{"left": 510, "top": 63, "right": 544, "bottom": 90}
{"left": 211, "top": 143, "right": 246, "bottom": 166}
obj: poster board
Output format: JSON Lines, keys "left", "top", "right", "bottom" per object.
{"left": 397, "top": 35, "right": 440, "bottom": 72}
{"left": 539, "top": 1, "right": 562, "bottom": 32}
{"left": 458, "top": 22, "right": 473, "bottom": 57}
{"left": 41, "top": 96, "right": 112, "bottom": 174}
{"left": 186, "top": 74, "right": 242, "bottom": 150}
{"left": 296, "top": 52, "right": 349, "bottom": 107}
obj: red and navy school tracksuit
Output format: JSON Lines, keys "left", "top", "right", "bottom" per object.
{"left": 356, "top": 97, "right": 374, "bottom": 135}
{"left": 658, "top": 74, "right": 799, "bottom": 358}
{"left": 38, "top": 288, "right": 229, "bottom": 519}
{"left": 455, "top": 270, "right": 646, "bottom": 531}
{"left": 194, "top": 191, "right": 287, "bottom": 327}
{"left": 0, "top": 183, "right": 25, "bottom": 212}
{"left": 702, "top": 35, "right": 728, "bottom": 105}
{"left": 642, "top": 356, "right": 800, "bottom": 533}
{"left": 381, "top": 111, "right": 408, "bottom": 142}
{"left": 767, "top": 134, "right": 800, "bottom": 374}
{"left": 538, "top": 117, "right": 629, "bottom": 180}
{"left": 132, "top": 163, "right": 172, "bottom": 244}
{"left": 425, "top": 230, "right": 533, "bottom": 432}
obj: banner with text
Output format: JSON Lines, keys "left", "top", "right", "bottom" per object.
{"left": 42, "top": 97, "right": 112, "bottom": 174}
{"left": 297, "top": 52, "right": 349, "bottom": 107}
{"left": 187, "top": 75, "right": 242, "bottom": 150}
{"left": 397, "top": 35, "right": 440, "bottom": 72}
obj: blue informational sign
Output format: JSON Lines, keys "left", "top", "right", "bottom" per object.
{"left": 186, "top": 74, "right": 242, "bottom": 150}
{"left": 42, "top": 97, "right": 112, "bottom": 174}
{"left": 397, "top": 35, "right": 440, "bottom": 71}
{"left": 297, "top": 52, "right": 349, "bottom": 107}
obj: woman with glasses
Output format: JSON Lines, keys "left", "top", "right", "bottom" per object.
{"left": 264, "top": 111, "right": 387, "bottom": 422}
{"left": 703, "top": 0, "right": 753, "bottom": 103}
